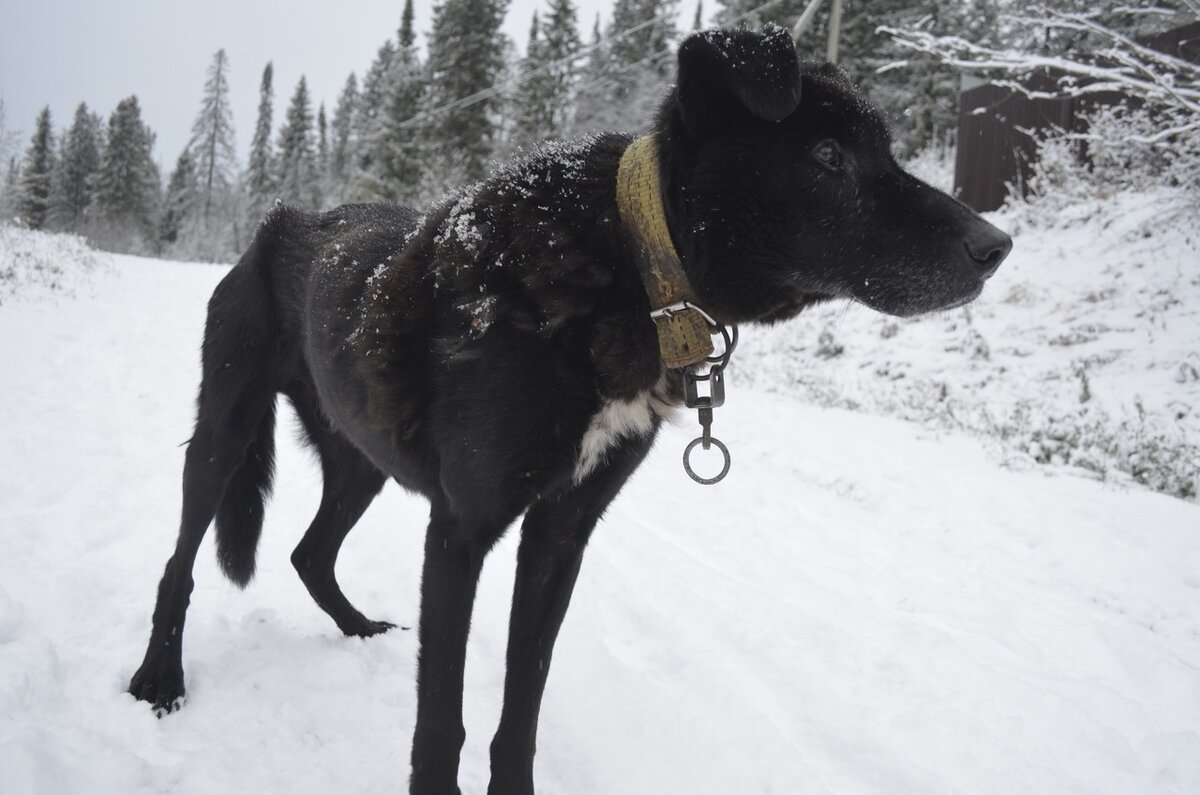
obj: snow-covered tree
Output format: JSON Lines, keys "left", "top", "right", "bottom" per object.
{"left": 537, "top": 0, "right": 583, "bottom": 133}
{"left": 611, "top": 0, "right": 678, "bottom": 78}
{"left": 510, "top": 0, "right": 582, "bottom": 148}
{"left": 245, "top": 62, "right": 276, "bottom": 230}
{"left": 574, "top": 0, "right": 678, "bottom": 133}
{"left": 0, "top": 157, "right": 19, "bottom": 221}
{"left": 159, "top": 147, "right": 197, "bottom": 248}
{"left": 189, "top": 49, "right": 237, "bottom": 224}
{"left": 316, "top": 102, "right": 329, "bottom": 198}
{"left": 328, "top": 73, "right": 359, "bottom": 202}
{"left": 50, "top": 102, "right": 104, "bottom": 232}
{"left": 351, "top": 0, "right": 427, "bottom": 203}
{"left": 354, "top": 40, "right": 398, "bottom": 183}
{"left": 572, "top": 16, "right": 612, "bottom": 133}
{"left": 0, "top": 98, "right": 19, "bottom": 171}
{"left": 93, "top": 96, "right": 160, "bottom": 253}
{"left": 275, "top": 77, "right": 320, "bottom": 209}
{"left": 0, "top": 97, "right": 22, "bottom": 223}
{"left": 422, "top": 0, "right": 511, "bottom": 188}
{"left": 508, "top": 11, "right": 545, "bottom": 149}
{"left": 17, "top": 107, "right": 55, "bottom": 230}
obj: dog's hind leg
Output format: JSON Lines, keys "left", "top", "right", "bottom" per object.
{"left": 487, "top": 438, "right": 652, "bottom": 795}
{"left": 129, "top": 254, "right": 280, "bottom": 715}
{"left": 128, "top": 388, "right": 277, "bottom": 714}
{"left": 286, "top": 386, "right": 391, "bottom": 636}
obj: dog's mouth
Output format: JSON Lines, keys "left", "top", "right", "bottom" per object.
{"left": 848, "top": 269, "right": 988, "bottom": 318}
{"left": 937, "top": 282, "right": 986, "bottom": 312}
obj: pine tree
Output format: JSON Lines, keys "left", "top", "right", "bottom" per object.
{"left": 352, "top": 0, "right": 427, "bottom": 203}
{"left": 275, "top": 77, "right": 319, "bottom": 209}
{"left": 573, "top": 0, "right": 677, "bottom": 133}
{"left": 509, "top": 12, "right": 544, "bottom": 149}
{"left": 423, "top": 0, "right": 511, "bottom": 188}
{"left": 354, "top": 40, "right": 398, "bottom": 179}
{"left": 245, "top": 62, "right": 276, "bottom": 228}
{"left": 329, "top": 73, "right": 359, "bottom": 201}
{"left": 50, "top": 102, "right": 104, "bottom": 232}
{"left": 316, "top": 102, "right": 329, "bottom": 198}
{"left": 18, "top": 107, "right": 55, "bottom": 230}
{"left": 93, "top": 96, "right": 160, "bottom": 252}
{"left": 190, "top": 49, "right": 238, "bottom": 224}
{"left": 573, "top": 16, "right": 612, "bottom": 133}
{"left": 160, "top": 147, "right": 197, "bottom": 247}
{"left": 693, "top": 0, "right": 704, "bottom": 29}
{"left": 610, "top": 0, "right": 678, "bottom": 80}
{"left": 511, "top": 0, "right": 582, "bottom": 148}
{"left": 0, "top": 98, "right": 19, "bottom": 168}
{"left": 1, "top": 157, "right": 20, "bottom": 221}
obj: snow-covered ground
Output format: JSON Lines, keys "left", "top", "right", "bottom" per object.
{"left": 1, "top": 220, "right": 1199, "bottom": 793}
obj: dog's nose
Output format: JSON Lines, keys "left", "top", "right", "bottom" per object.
{"left": 964, "top": 225, "right": 1013, "bottom": 279}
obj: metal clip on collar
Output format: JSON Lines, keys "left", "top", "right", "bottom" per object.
{"left": 681, "top": 323, "right": 738, "bottom": 485}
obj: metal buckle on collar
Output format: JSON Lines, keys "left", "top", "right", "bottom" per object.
{"left": 650, "top": 300, "right": 719, "bottom": 328}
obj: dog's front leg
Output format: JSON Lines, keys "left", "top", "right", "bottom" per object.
{"left": 410, "top": 507, "right": 489, "bottom": 795}
{"left": 488, "top": 447, "right": 646, "bottom": 795}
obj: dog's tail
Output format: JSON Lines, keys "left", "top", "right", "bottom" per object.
{"left": 214, "top": 403, "right": 276, "bottom": 587}
{"left": 205, "top": 208, "right": 298, "bottom": 588}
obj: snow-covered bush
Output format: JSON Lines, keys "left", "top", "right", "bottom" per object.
{"left": 1015, "top": 102, "right": 1200, "bottom": 222}
{"left": 901, "top": 134, "right": 956, "bottom": 193}
{"left": 1084, "top": 103, "right": 1198, "bottom": 192}
{"left": 0, "top": 222, "right": 108, "bottom": 304}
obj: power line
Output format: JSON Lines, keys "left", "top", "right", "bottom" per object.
{"left": 398, "top": 0, "right": 794, "bottom": 130}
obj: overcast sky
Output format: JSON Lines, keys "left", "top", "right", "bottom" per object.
{"left": 1, "top": 0, "right": 705, "bottom": 171}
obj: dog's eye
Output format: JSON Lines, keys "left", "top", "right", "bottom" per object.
{"left": 813, "top": 141, "right": 842, "bottom": 171}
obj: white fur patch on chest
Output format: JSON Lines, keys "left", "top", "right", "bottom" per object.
{"left": 574, "top": 383, "right": 676, "bottom": 484}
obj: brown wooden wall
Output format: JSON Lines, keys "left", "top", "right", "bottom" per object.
{"left": 953, "top": 77, "right": 1075, "bottom": 213}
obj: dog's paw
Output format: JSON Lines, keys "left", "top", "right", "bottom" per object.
{"left": 128, "top": 660, "right": 186, "bottom": 716}
{"left": 342, "top": 618, "right": 407, "bottom": 638}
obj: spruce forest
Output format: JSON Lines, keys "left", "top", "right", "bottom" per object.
{"left": 0, "top": 0, "right": 1185, "bottom": 261}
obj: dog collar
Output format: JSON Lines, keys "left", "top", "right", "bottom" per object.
{"left": 616, "top": 135, "right": 716, "bottom": 369}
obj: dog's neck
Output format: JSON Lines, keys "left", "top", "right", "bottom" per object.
{"left": 616, "top": 135, "right": 715, "bottom": 369}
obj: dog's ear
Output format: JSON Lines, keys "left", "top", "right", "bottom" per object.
{"left": 675, "top": 24, "right": 801, "bottom": 138}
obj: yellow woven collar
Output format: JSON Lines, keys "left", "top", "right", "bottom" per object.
{"left": 615, "top": 135, "right": 715, "bottom": 369}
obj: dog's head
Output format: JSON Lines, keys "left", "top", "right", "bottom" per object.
{"left": 658, "top": 25, "right": 1012, "bottom": 322}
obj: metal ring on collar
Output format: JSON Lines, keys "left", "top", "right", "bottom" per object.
{"left": 705, "top": 324, "right": 738, "bottom": 366}
{"left": 682, "top": 436, "right": 731, "bottom": 485}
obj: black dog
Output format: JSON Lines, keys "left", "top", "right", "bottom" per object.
{"left": 129, "top": 25, "right": 1011, "bottom": 794}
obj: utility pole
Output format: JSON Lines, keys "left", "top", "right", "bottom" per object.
{"left": 792, "top": 0, "right": 844, "bottom": 64}
{"left": 826, "top": 0, "right": 843, "bottom": 63}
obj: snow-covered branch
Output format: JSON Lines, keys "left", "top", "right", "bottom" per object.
{"left": 878, "top": 5, "right": 1200, "bottom": 115}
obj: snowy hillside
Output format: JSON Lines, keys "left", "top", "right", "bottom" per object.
{"left": 1, "top": 218, "right": 1199, "bottom": 794}
{"left": 0, "top": 225, "right": 108, "bottom": 305}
